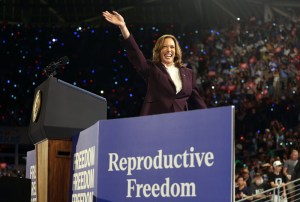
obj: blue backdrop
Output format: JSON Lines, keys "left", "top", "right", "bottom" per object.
{"left": 71, "top": 106, "right": 234, "bottom": 202}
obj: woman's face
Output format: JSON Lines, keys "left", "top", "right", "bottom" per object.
{"left": 160, "top": 37, "right": 175, "bottom": 66}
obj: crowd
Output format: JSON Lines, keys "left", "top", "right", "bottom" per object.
{"left": 1, "top": 17, "right": 300, "bottom": 200}
{"left": 0, "top": 167, "right": 25, "bottom": 178}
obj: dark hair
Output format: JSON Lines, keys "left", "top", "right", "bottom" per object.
{"left": 236, "top": 175, "right": 245, "bottom": 182}
{"left": 152, "top": 34, "right": 184, "bottom": 67}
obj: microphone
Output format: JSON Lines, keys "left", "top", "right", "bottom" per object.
{"left": 43, "top": 56, "right": 69, "bottom": 77}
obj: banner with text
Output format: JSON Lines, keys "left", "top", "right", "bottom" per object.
{"left": 26, "top": 149, "right": 37, "bottom": 202}
{"left": 71, "top": 106, "right": 234, "bottom": 202}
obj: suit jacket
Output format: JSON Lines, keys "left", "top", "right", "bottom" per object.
{"left": 123, "top": 35, "right": 207, "bottom": 116}
{"left": 292, "top": 159, "right": 300, "bottom": 184}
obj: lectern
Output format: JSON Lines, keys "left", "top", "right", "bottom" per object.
{"left": 28, "top": 77, "right": 107, "bottom": 202}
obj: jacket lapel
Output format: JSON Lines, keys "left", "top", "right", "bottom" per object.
{"left": 178, "top": 67, "right": 187, "bottom": 94}
{"left": 157, "top": 63, "right": 176, "bottom": 91}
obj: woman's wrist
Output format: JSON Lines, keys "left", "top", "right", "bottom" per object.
{"left": 119, "top": 23, "right": 126, "bottom": 29}
{"left": 119, "top": 24, "right": 130, "bottom": 39}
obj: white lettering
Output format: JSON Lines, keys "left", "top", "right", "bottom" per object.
{"left": 182, "top": 151, "right": 189, "bottom": 168}
{"left": 170, "top": 182, "right": 180, "bottom": 197}
{"left": 205, "top": 152, "right": 214, "bottom": 167}
{"left": 126, "top": 178, "right": 196, "bottom": 198}
{"left": 31, "top": 181, "right": 36, "bottom": 196}
{"left": 127, "top": 157, "right": 137, "bottom": 175}
{"left": 108, "top": 147, "right": 215, "bottom": 175}
{"left": 72, "top": 192, "right": 93, "bottom": 202}
{"left": 153, "top": 150, "right": 163, "bottom": 170}
{"left": 72, "top": 169, "right": 95, "bottom": 191}
{"left": 174, "top": 154, "right": 182, "bottom": 168}
{"left": 152, "top": 183, "right": 160, "bottom": 197}
{"left": 195, "top": 152, "right": 205, "bottom": 167}
{"left": 30, "top": 165, "right": 36, "bottom": 180}
{"left": 73, "top": 146, "right": 95, "bottom": 171}
{"left": 119, "top": 157, "right": 127, "bottom": 171}
{"left": 143, "top": 156, "right": 153, "bottom": 170}
{"left": 189, "top": 147, "right": 195, "bottom": 167}
{"left": 108, "top": 153, "right": 119, "bottom": 172}
{"left": 127, "top": 179, "right": 136, "bottom": 198}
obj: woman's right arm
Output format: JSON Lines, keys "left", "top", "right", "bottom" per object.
{"left": 102, "top": 11, "right": 150, "bottom": 78}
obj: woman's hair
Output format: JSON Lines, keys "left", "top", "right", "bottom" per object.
{"left": 152, "top": 34, "right": 184, "bottom": 67}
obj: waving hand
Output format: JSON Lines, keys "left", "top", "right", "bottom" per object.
{"left": 102, "top": 11, "right": 125, "bottom": 27}
{"left": 102, "top": 11, "right": 130, "bottom": 39}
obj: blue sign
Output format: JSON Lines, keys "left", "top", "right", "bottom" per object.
{"left": 71, "top": 122, "right": 100, "bottom": 202}
{"left": 71, "top": 106, "right": 234, "bottom": 202}
{"left": 26, "top": 149, "right": 37, "bottom": 202}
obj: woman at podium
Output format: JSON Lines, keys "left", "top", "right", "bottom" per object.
{"left": 102, "top": 11, "right": 207, "bottom": 115}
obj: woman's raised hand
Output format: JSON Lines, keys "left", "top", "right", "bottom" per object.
{"left": 102, "top": 11, "right": 130, "bottom": 39}
{"left": 102, "top": 11, "right": 125, "bottom": 28}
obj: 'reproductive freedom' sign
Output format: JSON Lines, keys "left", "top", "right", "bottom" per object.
{"left": 71, "top": 106, "right": 234, "bottom": 202}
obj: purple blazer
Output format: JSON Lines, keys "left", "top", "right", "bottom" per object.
{"left": 123, "top": 35, "right": 207, "bottom": 116}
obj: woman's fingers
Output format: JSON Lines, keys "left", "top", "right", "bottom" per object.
{"left": 102, "top": 12, "right": 114, "bottom": 23}
{"left": 103, "top": 11, "right": 111, "bottom": 15}
{"left": 102, "top": 11, "right": 109, "bottom": 16}
{"left": 112, "top": 11, "right": 121, "bottom": 16}
{"left": 102, "top": 11, "right": 113, "bottom": 19}
{"left": 103, "top": 11, "right": 121, "bottom": 19}
{"left": 102, "top": 11, "right": 112, "bottom": 18}
{"left": 106, "top": 18, "right": 115, "bottom": 24}
{"left": 102, "top": 11, "right": 124, "bottom": 26}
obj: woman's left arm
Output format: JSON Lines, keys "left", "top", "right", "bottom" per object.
{"left": 188, "top": 71, "right": 207, "bottom": 109}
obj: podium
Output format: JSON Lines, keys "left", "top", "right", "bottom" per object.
{"left": 27, "top": 105, "right": 235, "bottom": 201}
{"left": 28, "top": 77, "right": 107, "bottom": 202}
{"left": 29, "top": 77, "right": 107, "bottom": 144}
{"left": 36, "top": 139, "right": 72, "bottom": 202}
{"left": 70, "top": 106, "right": 235, "bottom": 201}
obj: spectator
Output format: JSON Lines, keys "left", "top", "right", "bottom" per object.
{"left": 283, "top": 149, "right": 298, "bottom": 200}
{"left": 250, "top": 173, "right": 268, "bottom": 202}
{"left": 241, "top": 167, "right": 252, "bottom": 187}
{"left": 292, "top": 159, "right": 300, "bottom": 201}
{"left": 268, "top": 160, "right": 287, "bottom": 202}
{"left": 235, "top": 176, "right": 253, "bottom": 202}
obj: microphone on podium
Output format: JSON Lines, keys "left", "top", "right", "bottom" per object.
{"left": 43, "top": 56, "right": 69, "bottom": 77}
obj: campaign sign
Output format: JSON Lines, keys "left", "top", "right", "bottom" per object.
{"left": 71, "top": 122, "right": 100, "bottom": 202}
{"left": 71, "top": 106, "right": 234, "bottom": 202}
{"left": 26, "top": 149, "right": 37, "bottom": 202}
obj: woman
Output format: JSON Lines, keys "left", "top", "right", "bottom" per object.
{"left": 102, "top": 11, "right": 207, "bottom": 116}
